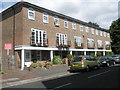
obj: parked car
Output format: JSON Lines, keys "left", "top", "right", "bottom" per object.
{"left": 111, "top": 55, "right": 120, "bottom": 63}
{"left": 99, "top": 56, "right": 116, "bottom": 67}
{"left": 68, "top": 56, "right": 100, "bottom": 72}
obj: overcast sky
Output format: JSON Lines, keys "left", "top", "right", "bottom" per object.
{"left": 0, "top": 0, "right": 119, "bottom": 29}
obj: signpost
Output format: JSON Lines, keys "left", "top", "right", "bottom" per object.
{"left": 4, "top": 44, "right": 12, "bottom": 55}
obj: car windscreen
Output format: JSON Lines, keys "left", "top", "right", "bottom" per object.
{"left": 72, "top": 57, "right": 82, "bottom": 62}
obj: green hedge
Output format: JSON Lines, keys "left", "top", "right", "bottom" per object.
{"left": 53, "top": 56, "right": 63, "bottom": 64}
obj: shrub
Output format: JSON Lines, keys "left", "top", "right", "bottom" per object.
{"left": 66, "top": 54, "right": 73, "bottom": 60}
{"left": 0, "top": 71, "right": 4, "bottom": 74}
{"left": 53, "top": 56, "right": 63, "bottom": 64}
{"left": 97, "top": 52, "right": 102, "bottom": 57}
{"left": 106, "top": 51, "right": 114, "bottom": 56}
{"left": 30, "top": 62, "right": 42, "bottom": 68}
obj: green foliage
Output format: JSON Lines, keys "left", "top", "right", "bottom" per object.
{"left": 88, "top": 21, "right": 99, "bottom": 27}
{"left": 45, "top": 62, "right": 53, "bottom": 66}
{"left": 97, "top": 52, "right": 102, "bottom": 57}
{"left": 109, "top": 18, "right": 120, "bottom": 54}
{"left": 30, "top": 63, "right": 42, "bottom": 68}
{"left": 90, "top": 53, "right": 99, "bottom": 60}
{"left": 53, "top": 56, "right": 63, "bottom": 64}
{"left": 66, "top": 54, "right": 73, "bottom": 60}
{"left": 106, "top": 51, "right": 114, "bottom": 56}
{"left": 0, "top": 71, "right": 4, "bottom": 74}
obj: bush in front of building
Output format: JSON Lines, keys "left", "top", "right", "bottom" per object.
{"left": 66, "top": 54, "right": 73, "bottom": 66}
{"left": 30, "top": 62, "right": 42, "bottom": 68}
{"left": 53, "top": 56, "right": 63, "bottom": 64}
{"left": 106, "top": 51, "right": 114, "bottom": 56}
{"left": 44, "top": 62, "right": 53, "bottom": 69}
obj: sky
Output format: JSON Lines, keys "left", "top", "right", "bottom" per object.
{"left": 0, "top": 0, "right": 120, "bottom": 29}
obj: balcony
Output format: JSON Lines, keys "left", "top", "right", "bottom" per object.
{"left": 56, "top": 41, "right": 71, "bottom": 48}
{"left": 97, "top": 45, "right": 103, "bottom": 49}
{"left": 105, "top": 44, "right": 111, "bottom": 50}
{"left": 31, "top": 39, "right": 49, "bottom": 47}
{"left": 75, "top": 42, "right": 83, "bottom": 49}
{"left": 87, "top": 43, "right": 95, "bottom": 49}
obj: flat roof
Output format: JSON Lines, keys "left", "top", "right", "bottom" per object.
{"left": 1, "top": 1, "right": 109, "bottom": 32}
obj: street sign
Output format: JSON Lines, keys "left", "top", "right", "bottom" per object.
{"left": 4, "top": 44, "right": 12, "bottom": 55}
{"left": 4, "top": 44, "right": 12, "bottom": 50}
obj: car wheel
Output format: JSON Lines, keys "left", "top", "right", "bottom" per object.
{"left": 107, "top": 63, "right": 110, "bottom": 67}
{"left": 86, "top": 65, "right": 90, "bottom": 72}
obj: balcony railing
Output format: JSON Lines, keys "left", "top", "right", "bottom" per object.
{"left": 31, "top": 38, "right": 48, "bottom": 47}
{"left": 75, "top": 42, "right": 83, "bottom": 49}
{"left": 87, "top": 43, "right": 95, "bottom": 49}
{"left": 56, "top": 41, "right": 71, "bottom": 48}
{"left": 105, "top": 44, "right": 111, "bottom": 50}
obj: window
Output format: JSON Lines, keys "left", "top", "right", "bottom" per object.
{"left": 72, "top": 22, "right": 76, "bottom": 30}
{"left": 96, "top": 30, "right": 98, "bottom": 35}
{"left": 86, "top": 27, "right": 89, "bottom": 33}
{"left": 64, "top": 20, "right": 68, "bottom": 28}
{"left": 56, "top": 33, "right": 67, "bottom": 46}
{"left": 97, "top": 40, "right": 103, "bottom": 48}
{"left": 43, "top": 12, "right": 49, "bottom": 23}
{"left": 104, "top": 32, "right": 106, "bottom": 37}
{"left": 91, "top": 28, "right": 94, "bottom": 34}
{"left": 80, "top": 25, "right": 83, "bottom": 31}
{"left": 74, "top": 36, "right": 83, "bottom": 47}
{"left": 31, "top": 28, "right": 47, "bottom": 46}
{"left": 28, "top": 8, "right": 35, "bottom": 20}
{"left": 100, "top": 31, "right": 103, "bottom": 36}
{"left": 107, "top": 33, "right": 110, "bottom": 37}
{"left": 87, "top": 38, "right": 95, "bottom": 48}
{"left": 54, "top": 16, "right": 60, "bottom": 26}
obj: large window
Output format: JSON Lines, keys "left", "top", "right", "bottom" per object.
{"left": 54, "top": 16, "right": 60, "bottom": 26}
{"left": 31, "top": 28, "right": 48, "bottom": 46}
{"left": 43, "top": 12, "right": 49, "bottom": 23}
{"left": 87, "top": 38, "right": 95, "bottom": 48}
{"left": 28, "top": 8, "right": 35, "bottom": 20}
{"left": 97, "top": 40, "right": 103, "bottom": 48}
{"left": 56, "top": 33, "right": 67, "bottom": 46}
{"left": 74, "top": 36, "right": 83, "bottom": 47}
{"left": 64, "top": 20, "right": 68, "bottom": 28}
{"left": 72, "top": 22, "right": 76, "bottom": 30}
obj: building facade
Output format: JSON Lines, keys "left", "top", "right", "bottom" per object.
{"left": 1, "top": 1, "right": 112, "bottom": 70}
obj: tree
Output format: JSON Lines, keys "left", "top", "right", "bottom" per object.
{"left": 88, "top": 21, "right": 99, "bottom": 27}
{"left": 109, "top": 18, "right": 120, "bottom": 54}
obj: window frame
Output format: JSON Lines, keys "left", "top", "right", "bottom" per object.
{"left": 43, "top": 12, "right": 49, "bottom": 23}
{"left": 86, "top": 26, "right": 89, "bottom": 33}
{"left": 64, "top": 20, "right": 68, "bottom": 28}
{"left": 80, "top": 24, "right": 83, "bottom": 31}
{"left": 72, "top": 22, "right": 76, "bottom": 30}
{"left": 28, "top": 8, "right": 35, "bottom": 20}
{"left": 54, "top": 16, "right": 60, "bottom": 26}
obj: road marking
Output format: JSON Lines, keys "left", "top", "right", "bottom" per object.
{"left": 88, "top": 70, "right": 111, "bottom": 79}
{"left": 50, "top": 83, "right": 71, "bottom": 90}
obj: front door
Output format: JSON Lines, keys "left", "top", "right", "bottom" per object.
{"left": 25, "top": 50, "right": 31, "bottom": 67}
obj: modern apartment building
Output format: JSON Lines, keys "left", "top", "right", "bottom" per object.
{"left": 1, "top": 1, "right": 112, "bottom": 70}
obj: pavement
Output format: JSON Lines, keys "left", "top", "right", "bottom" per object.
{"left": 0, "top": 64, "right": 71, "bottom": 89}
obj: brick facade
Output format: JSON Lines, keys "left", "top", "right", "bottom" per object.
{"left": 1, "top": 1, "right": 112, "bottom": 70}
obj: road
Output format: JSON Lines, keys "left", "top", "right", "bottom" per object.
{"left": 5, "top": 64, "right": 120, "bottom": 89}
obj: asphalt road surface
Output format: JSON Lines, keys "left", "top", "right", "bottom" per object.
{"left": 5, "top": 64, "right": 120, "bottom": 89}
